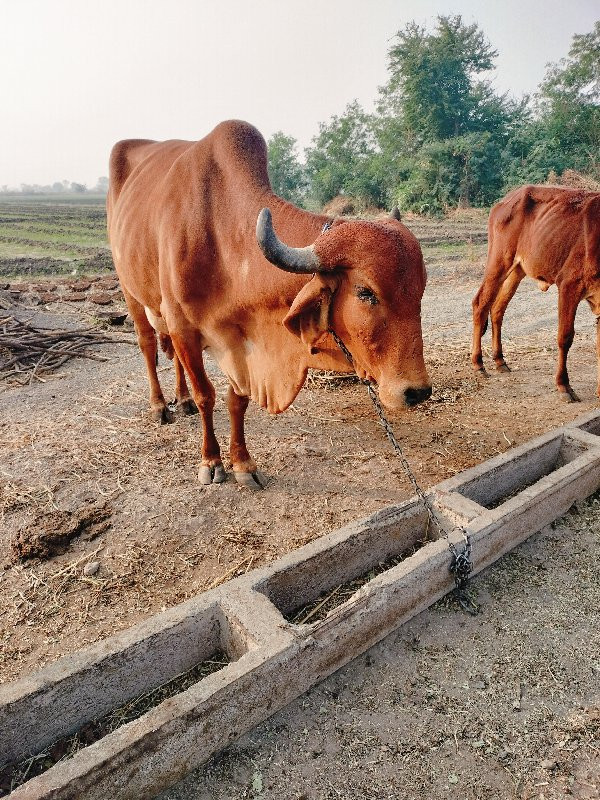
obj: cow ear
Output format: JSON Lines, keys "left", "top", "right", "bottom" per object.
{"left": 283, "top": 274, "right": 339, "bottom": 353}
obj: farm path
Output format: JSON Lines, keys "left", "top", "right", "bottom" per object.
{"left": 2, "top": 227, "right": 599, "bottom": 682}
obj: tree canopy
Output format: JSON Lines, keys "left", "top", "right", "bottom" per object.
{"left": 382, "top": 16, "right": 499, "bottom": 143}
{"left": 304, "top": 101, "right": 385, "bottom": 209}
{"left": 267, "top": 16, "right": 600, "bottom": 215}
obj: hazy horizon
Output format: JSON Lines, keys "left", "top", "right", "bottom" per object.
{"left": 1, "top": 0, "right": 598, "bottom": 189}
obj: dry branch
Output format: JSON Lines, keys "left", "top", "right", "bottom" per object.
{"left": 0, "top": 315, "right": 133, "bottom": 384}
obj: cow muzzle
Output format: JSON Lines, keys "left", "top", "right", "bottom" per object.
{"left": 378, "top": 381, "right": 432, "bottom": 410}
{"left": 403, "top": 385, "right": 432, "bottom": 406}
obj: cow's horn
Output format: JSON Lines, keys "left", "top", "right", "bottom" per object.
{"left": 256, "top": 208, "right": 323, "bottom": 274}
{"left": 390, "top": 206, "right": 401, "bottom": 221}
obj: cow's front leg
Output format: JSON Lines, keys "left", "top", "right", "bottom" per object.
{"left": 170, "top": 333, "right": 226, "bottom": 484}
{"left": 556, "top": 283, "right": 583, "bottom": 402}
{"left": 227, "top": 385, "right": 265, "bottom": 489}
{"left": 471, "top": 256, "right": 508, "bottom": 375}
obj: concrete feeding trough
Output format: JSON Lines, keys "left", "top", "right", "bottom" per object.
{"left": 1, "top": 600, "right": 236, "bottom": 766}
{"left": 248, "top": 500, "right": 465, "bottom": 683}
{"left": 0, "top": 598, "right": 278, "bottom": 800}
{"left": 3, "top": 412, "right": 600, "bottom": 800}
{"left": 255, "top": 502, "right": 435, "bottom": 623}
{"left": 433, "top": 426, "right": 600, "bottom": 577}
{"left": 437, "top": 431, "right": 592, "bottom": 511}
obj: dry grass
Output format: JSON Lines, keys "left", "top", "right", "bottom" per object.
{"left": 306, "top": 369, "right": 361, "bottom": 389}
{"left": 286, "top": 541, "right": 432, "bottom": 625}
{"left": 546, "top": 169, "right": 600, "bottom": 192}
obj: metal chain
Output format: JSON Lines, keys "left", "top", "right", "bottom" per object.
{"left": 329, "top": 329, "right": 478, "bottom": 615}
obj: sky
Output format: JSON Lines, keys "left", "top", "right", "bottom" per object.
{"left": 1, "top": 0, "right": 598, "bottom": 188}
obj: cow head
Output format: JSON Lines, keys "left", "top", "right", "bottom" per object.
{"left": 256, "top": 208, "right": 432, "bottom": 410}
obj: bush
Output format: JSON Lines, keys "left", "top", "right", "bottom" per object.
{"left": 394, "top": 133, "right": 503, "bottom": 215}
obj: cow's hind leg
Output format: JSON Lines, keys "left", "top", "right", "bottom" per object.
{"left": 556, "top": 281, "right": 584, "bottom": 402}
{"left": 159, "top": 334, "right": 198, "bottom": 416}
{"left": 123, "top": 292, "right": 173, "bottom": 424}
{"left": 169, "top": 331, "right": 226, "bottom": 484}
{"left": 227, "top": 385, "right": 265, "bottom": 490}
{"left": 471, "top": 255, "right": 510, "bottom": 375}
{"left": 173, "top": 354, "right": 198, "bottom": 416}
{"left": 490, "top": 266, "right": 525, "bottom": 372}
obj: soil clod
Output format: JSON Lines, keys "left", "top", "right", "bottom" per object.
{"left": 11, "top": 501, "right": 112, "bottom": 562}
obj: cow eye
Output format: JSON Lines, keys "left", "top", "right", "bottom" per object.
{"left": 356, "top": 286, "right": 378, "bottom": 305}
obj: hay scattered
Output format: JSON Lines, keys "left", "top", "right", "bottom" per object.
{"left": 0, "top": 315, "right": 133, "bottom": 384}
{"left": 306, "top": 369, "right": 360, "bottom": 390}
{"left": 546, "top": 169, "right": 600, "bottom": 192}
{"left": 321, "top": 195, "right": 357, "bottom": 216}
{"left": 0, "top": 481, "right": 55, "bottom": 523}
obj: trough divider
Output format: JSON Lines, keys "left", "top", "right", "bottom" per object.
{"left": 561, "top": 426, "right": 600, "bottom": 449}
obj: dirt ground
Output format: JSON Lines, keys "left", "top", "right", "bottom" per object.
{"left": 159, "top": 509, "right": 600, "bottom": 800}
{"left": 1, "top": 209, "right": 599, "bottom": 797}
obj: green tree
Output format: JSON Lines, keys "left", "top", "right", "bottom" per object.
{"left": 381, "top": 16, "right": 498, "bottom": 144}
{"left": 378, "top": 15, "right": 518, "bottom": 212}
{"left": 304, "top": 101, "right": 386, "bottom": 209}
{"left": 395, "top": 132, "right": 504, "bottom": 215}
{"left": 267, "top": 132, "right": 306, "bottom": 206}
{"left": 94, "top": 176, "right": 109, "bottom": 194}
{"left": 501, "top": 22, "right": 600, "bottom": 188}
{"left": 537, "top": 21, "right": 600, "bottom": 179}
{"left": 543, "top": 21, "right": 600, "bottom": 103}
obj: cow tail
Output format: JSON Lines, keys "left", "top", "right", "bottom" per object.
{"left": 482, "top": 315, "right": 489, "bottom": 336}
{"left": 159, "top": 333, "right": 175, "bottom": 360}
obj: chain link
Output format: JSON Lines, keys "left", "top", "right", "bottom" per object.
{"left": 329, "top": 329, "right": 478, "bottom": 615}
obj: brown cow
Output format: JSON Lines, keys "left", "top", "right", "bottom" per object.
{"left": 471, "top": 184, "right": 600, "bottom": 401}
{"left": 107, "top": 120, "right": 431, "bottom": 488}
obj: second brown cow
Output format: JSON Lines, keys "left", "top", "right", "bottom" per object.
{"left": 471, "top": 184, "right": 600, "bottom": 401}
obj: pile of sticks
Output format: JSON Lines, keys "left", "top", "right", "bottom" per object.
{"left": 0, "top": 315, "right": 132, "bottom": 384}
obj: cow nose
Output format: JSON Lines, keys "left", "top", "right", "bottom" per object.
{"left": 404, "top": 385, "right": 432, "bottom": 406}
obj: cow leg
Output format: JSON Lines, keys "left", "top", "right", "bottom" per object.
{"left": 227, "top": 385, "right": 265, "bottom": 490}
{"left": 173, "top": 354, "right": 198, "bottom": 416}
{"left": 471, "top": 259, "right": 508, "bottom": 375}
{"left": 490, "top": 267, "right": 525, "bottom": 372}
{"left": 158, "top": 333, "right": 197, "bottom": 416}
{"left": 556, "top": 282, "right": 583, "bottom": 402}
{"left": 169, "top": 332, "right": 226, "bottom": 484}
{"left": 123, "top": 291, "right": 173, "bottom": 424}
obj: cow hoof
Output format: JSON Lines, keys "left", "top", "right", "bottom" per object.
{"left": 199, "top": 463, "right": 227, "bottom": 484}
{"left": 475, "top": 367, "right": 489, "bottom": 378}
{"left": 234, "top": 470, "right": 266, "bottom": 490}
{"left": 152, "top": 406, "right": 174, "bottom": 424}
{"left": 558, "top": 388, "right": 580, "bottom": 403}
{"left": 495, "top": 362, "right": 511, "bottom": 373}
{"left": 176, "top": 398, "right": 198, "bottom": 416}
